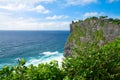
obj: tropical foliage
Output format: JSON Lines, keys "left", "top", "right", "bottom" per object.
{"left": 63, "top": 38, "right": 120, "bottom": 80}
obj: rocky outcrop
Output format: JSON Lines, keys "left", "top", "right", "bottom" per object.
{"left": 64, "top": 17, "right": 120, "bottom": 57}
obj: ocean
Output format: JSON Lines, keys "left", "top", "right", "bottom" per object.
{"left": 0, "top": 31, "right": 69, "bottom": 69}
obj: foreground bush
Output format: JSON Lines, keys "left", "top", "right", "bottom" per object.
{"left": 0, "top": 59, "right": 65, "bottom": 80}
{"left": 62, "top": 38, "right": 120, "bottom": 80}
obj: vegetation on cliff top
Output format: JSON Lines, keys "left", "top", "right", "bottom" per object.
{"left": 0, "top": 16, "right": 120, "bottom": 80}
{"left": 72, "top": 16, "right": 120, "bottom": 24}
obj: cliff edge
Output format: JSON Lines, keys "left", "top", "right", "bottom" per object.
{"left": 64, "top": 16, "right": 120, "bottom": 57}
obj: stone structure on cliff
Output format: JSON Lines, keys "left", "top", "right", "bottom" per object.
{"left": 64, "top": 17, "right": 120, "bottom": 57}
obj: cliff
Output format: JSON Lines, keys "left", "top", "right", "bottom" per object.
{"left": 64, "top": 16, "right": 120, "bottom": 57}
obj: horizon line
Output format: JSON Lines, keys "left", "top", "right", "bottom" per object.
{"left": 0, "top": 30, "right": 70, "bottom": 31}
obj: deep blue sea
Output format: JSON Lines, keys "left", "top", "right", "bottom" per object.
{"left": 0, "top": 31, "right": 69, "bottom": 69}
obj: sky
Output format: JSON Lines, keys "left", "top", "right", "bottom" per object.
{"left": 0, "top": 0, "right": 120, "bottom": 30}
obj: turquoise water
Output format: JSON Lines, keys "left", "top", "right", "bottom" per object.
{"left": 0, "top": 31, "right": 69, "bottom": 68}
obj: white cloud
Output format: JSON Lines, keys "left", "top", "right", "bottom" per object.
{"left": 0, "top": 4, "right": 49, "bottom": 14}
{"left": 66, "top": 0, "right": 97, "bottom": 6}
{"left": 30, "top": 5, "right": 50, "bottom": 14}
{"left": 83, "top": 12, "right": 104, "bottom": 19}
{"left": 108, "top": 0, "right": 119, "bottom": 3}
{"left": 46, "top": 15, "right": 69, "bottom": 20}
{"left": 0, "top": 0, "right": 55, "bottom": 4}
{"left": 0, "top": 0, "right": 53, "bottom": 13}
{"left": 0, "top": 14, "right": 69, "bottom": 30}
{"left": 0, "top": 4, "right": 28, "bottom": 11}
{"left": 0, "top": 12, "right": 12, "bottom": 15}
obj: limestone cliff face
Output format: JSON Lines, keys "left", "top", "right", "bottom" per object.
{"left": 64, "top": 17, "right": 120, "bottom": 57}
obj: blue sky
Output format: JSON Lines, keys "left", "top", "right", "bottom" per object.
{"left": 0, "top": 0, "right": 120, "bottom": 30}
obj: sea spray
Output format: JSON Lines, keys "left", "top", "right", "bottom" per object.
{"left": 25, "top": 51, "right": 64, "bottom": 67}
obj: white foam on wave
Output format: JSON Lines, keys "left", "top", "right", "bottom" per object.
{"left": 25, "top": 51, "right": 64, "bottom": 67}
{"left": 42, "top": 51, "right": 59, "bottom": 55}
{"left": 25, "top": 58, "right": 42, "bottom": 66}
{"left": 15, "top": 57, "right": 21, "bottom": 61}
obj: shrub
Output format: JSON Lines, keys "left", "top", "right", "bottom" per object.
{"left": 62, "top": 38, "right": 120, "bottom": 80}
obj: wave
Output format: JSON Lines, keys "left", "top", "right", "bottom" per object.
{"left": 0, "top": 51, "right": 64, "bottom": 69}
{"left": 42, "top": 51, "right": 59, "bottom": 55}
{"left": 15, "top": 57, "right": 21, "bottom": 61}
{"left": 25, "top": 51, "right": 64, "bottom": 67}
